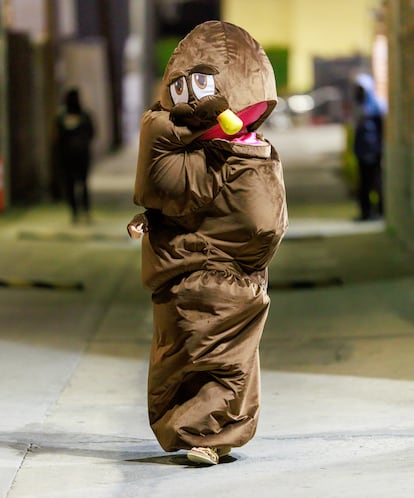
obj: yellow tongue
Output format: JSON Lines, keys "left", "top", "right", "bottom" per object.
{"left": 217, "top": 109, "right": 243, "bottom": 135}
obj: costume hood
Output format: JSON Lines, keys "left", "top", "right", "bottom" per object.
{"left": 160, "top": 20, "right": 277, "bottom": 133}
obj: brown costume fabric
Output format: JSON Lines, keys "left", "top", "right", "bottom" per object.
{"left": 133, "top": 21, "right": 288, "bottom": 452}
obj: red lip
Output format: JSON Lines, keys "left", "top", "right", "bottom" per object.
{"left": 199, "top": 102, "right": 268, "bottom": 140}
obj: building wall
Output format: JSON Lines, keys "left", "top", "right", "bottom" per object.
{"left": 60, "top": 40, "right": 113, "bottom": 157}
{"left": 75, "top": 0, "right": 130, "bottom": 147}
{"left": 222, "top": 0, "right": 378, "bottom": 92}
{"left": 7, "top": 0, "right": 45, "bottom": 38}
{"left": 386, "top": 0, "right": 414, "bottom": 248}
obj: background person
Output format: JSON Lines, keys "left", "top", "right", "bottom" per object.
{"left": 56, "top": 88, "right": 95, "bottom": 223}
{"left": 352, "top": 73, "right": 386, "bottom": 221}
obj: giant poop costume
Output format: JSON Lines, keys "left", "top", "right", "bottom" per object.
{"left": 129, "top": 21, "right": 288, "bottom": 458}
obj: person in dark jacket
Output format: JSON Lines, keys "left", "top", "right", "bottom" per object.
{"left": 353, "top": 73, "right": 386, "bottom": 221}
{"left": 56, "top": 88, "right": 95, "bottom": 223}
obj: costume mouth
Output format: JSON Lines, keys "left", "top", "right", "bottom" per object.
{"left": 199, "top": 102, "right": 269, "bottom": 141}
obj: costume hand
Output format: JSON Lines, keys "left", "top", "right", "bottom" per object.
{"left": 194, "top": 95, "right": 228, "bottom": 126}
{"left": 169, "top": 95, "right": 229, "bottom": 131}
{"left": 170, "top": 103, "right": 199, "bottom": 128}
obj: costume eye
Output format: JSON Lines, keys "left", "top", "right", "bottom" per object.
{"left": 169, "top": 76, "right": 189, "bottom": 104}
{"left": 191, "top": 73, "right": 215, "bottom": 100}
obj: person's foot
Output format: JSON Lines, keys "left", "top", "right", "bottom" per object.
{"left": 187, "top": 446, "right": 232, "bottom": 465}
{"left": 354, "top": 213, "right": 383, "bottom": 222}
{"left": 187, "top": 447, "right": 219, "bottom": 465}
{"left": 354, "top": 214, "right": 372, "bottom": 222}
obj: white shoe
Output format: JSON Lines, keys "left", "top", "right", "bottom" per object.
{"left": 187, "top": 447, "right": 219, "bottom": 465}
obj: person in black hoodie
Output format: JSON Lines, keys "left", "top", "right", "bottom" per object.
{"left": 56, "top": 88, "right": 95, "bottom": 223}
{"left": 353, "top": 73, "right": 386, "bottom": 221}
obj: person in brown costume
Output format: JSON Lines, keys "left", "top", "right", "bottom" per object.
{"left": 128, "top": 20, "right": 288, "bottom": 465}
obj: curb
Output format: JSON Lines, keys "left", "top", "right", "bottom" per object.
{"left": 18, "top": 231, "right": 128, "bottom": 243}
{"left": 268, "top": 277, "right": 343, "bottom": 291}
{"left": 0, "top": 278, "right": 85, "bottom": 291}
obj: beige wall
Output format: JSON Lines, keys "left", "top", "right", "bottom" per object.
{"left": 222, "top": 0, "right": 293, "bottom": 46}
{"left": 7, "top": 0, "right": 45, "bottom": 38}
{"left": 61, "top": 40, "right": 113, "bottom": 157}
{"left": 222, "top": 0, "right": 379, "bottom": 91}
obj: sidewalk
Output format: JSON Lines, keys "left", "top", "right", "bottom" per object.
{"left": 1, "top": 131, "right": 414, "bottom": 497}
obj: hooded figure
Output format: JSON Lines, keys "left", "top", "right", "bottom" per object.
{"left": 353, "top": 73, "right": 385, "bottom": 220}
{"left": 56, "top": 88, "right": 95, "bottom": 223}
{"left": 128, "top": 21, "right": 288, "bottom": 465}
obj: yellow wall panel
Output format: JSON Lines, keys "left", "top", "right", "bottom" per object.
{"left": 222, "top": 0, "right": 379, "bottom": 91}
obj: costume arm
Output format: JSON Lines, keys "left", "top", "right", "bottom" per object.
{"left": 134, "top": 109, "right": 229, "bottom": 217}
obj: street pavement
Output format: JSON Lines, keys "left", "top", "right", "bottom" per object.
{"left": 0, "top": 125, "right": 414, "bottom": 497}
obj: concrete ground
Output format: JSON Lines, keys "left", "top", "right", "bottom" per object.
{"left": 1, "top": 125, "right": 414, "bottom": 498}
